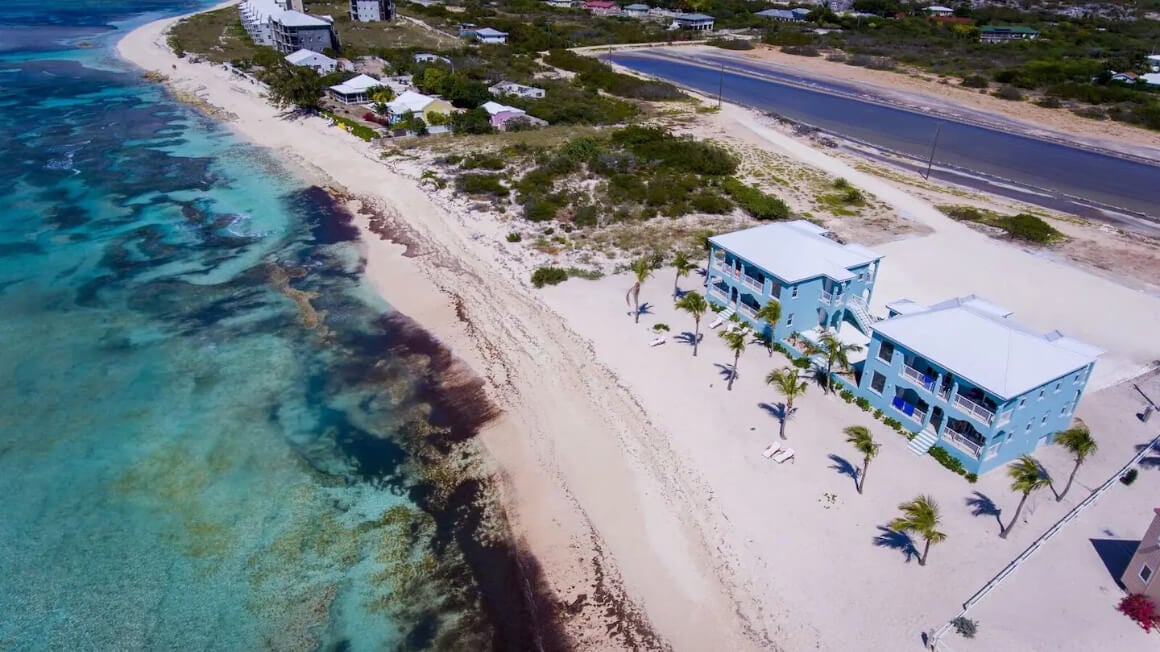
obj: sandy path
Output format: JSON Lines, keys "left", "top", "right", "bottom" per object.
{"left": 116, "top": 10, "right": 760, "bottom": 650}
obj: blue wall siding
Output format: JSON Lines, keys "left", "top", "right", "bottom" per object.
{"left": 858, "top": 333, "right": 1093, "bottom": 474}
{"left": 706, "top": 245, "right": 874, "bottom": 342}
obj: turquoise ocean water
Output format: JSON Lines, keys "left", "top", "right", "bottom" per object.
{"left": 0, "top": 3, "right": 551, "bottom": 650}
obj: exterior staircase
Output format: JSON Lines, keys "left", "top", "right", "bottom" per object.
{"left": 908, "top": 429, "right": 939, "bottom": 456}
{"left": 846, "top": 296, "right": 879, "bottom": 334}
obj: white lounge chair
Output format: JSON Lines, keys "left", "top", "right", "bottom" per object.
{"left": 708, "top": 316, "right": 725, "bottom": 329}
{"left": 762, "top": 442, "right": 782, "bottom": 459}
{"left": 649, "top": 336, "right": 666, "bottom": 347}
{"left": 773, "top": 448, "right": 796, "bottom": 464}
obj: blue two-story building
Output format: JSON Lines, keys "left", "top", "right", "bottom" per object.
{"left": 858, "top": 295, "right": 1102, "bottom": 475}
{"left": 706, "top": 221, "right": 884, "bottom": 342}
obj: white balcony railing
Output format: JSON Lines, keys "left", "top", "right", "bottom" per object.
{"left": 739, "top": 303, "right": 757, "bottom": 319}
{"left": 709, "top": 285, "right": 729, "bottom": 302}
{"left": 743, "top": 276, "right": 763, "bottom": 293}
{"left": 954, "top": 393, "right": 996, "bottom": 426}
{"left": 900, "top": 364, "right": 937, "bottom": 391}
{"left": 820, "top": 290, "right": 834, "bottom": 304}
{"left": 944, "top": 431, "right": 983, "bottom": 459}
{"left": 909, "top": 407, "right": 927, "bottom": 424}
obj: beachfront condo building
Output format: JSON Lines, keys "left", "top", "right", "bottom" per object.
{"left": 706, "top": 221, "right": 883, "bottom": 343}
{"left": 239, "top": 0, "right": 336, "bottom": 54}
{"left": 858, "top": 295, "right": 1101, "bottom": 475}
{"left": 350, "top": 0, "right": 394, "bottom": 22}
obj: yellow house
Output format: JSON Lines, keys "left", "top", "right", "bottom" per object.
{"left": 387, "top": 91, "right": 452, "bottom": 125}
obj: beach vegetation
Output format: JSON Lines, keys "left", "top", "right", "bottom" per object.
{"left": 456, "top": 173, "right": 509, "bottom": 197}
{"left": 720, "top": 328, "right": 749, "bottom": 391}
{"left": 1118, "top": 594, "right": 1160, "bottom": 632}
{"left": 324, "top": 112, "right": 379, "bottom": 140}
{"left": 506, "top": 232, "right": 522, "bottom": 243}
{"left": 767, "top": 367, "right": 807, "bottom": 438}
{"left": 531, "top": 266, "right": 569, "bottom": 288}
{"left": 167, "top": 6, "right": 261, "bottom": 63}
{"left": 722, "top": 177, "right": 791, "bottom": 220}
{"left": 651, "top": 323, "right": 670, "bottom": 333}
{"left": 805, "top": 329, "right": 863, "bottom": 394}
{"left": 544, "top": 50, "right": 687, "bottom": 102}
{"left": 1121, "top": 468, "right": 1139, "bottom": 485}
{"left": 263, "top": 62, "right": 328, "bottom": 110}
{"left": 938, "top": 205, "right": 1065, "bottom": 245}
{"left": 889, "top": 495, "right": 947, "bottom": 566}
{"left": 671, "top": 251, "right": 696, "bottom": 297}
{"left": 999, "top": 455, "right": 1051, "bottom": 539}
{"left": 452, "top": 108, "right": 495, "bottom": 135}
{"left": 855, "top": 396, "right": 871, "bottom": 411}
{"left": 960, "top": 75, "right": 989, "bottom": 89}
{"left": 928, "top": 445, "right": 968, "bottom": 478}
{"left": 951, "top": 616, "right": 978, "bottom": 639}
{"left": 994, "top": 85, "right": 1024, "bottom": 101}
{"left": 675, "top": 291, "right": 709, "bottom": 357}
{"left": 844, "top": 425, "right": 879, "bottom": 494}
{"left": 708, "top": 37, "right": 755, "bottom": 51}
{"left": 1053, "top": 423, "right": 1097, "bottom": 501}
{"left": 625, "top": 257, "right": 652, "bottom": 324}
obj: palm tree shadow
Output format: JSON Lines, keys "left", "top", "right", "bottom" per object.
{"left": 714, "top": 363, "right": 737, "bottom": 382}
{"left": 675, "top": 331, "right": 700, "bottom": 346}
{"left": 873, "top": 525, "right": 917, "bottom": 563}
{"left": 828, "top": 454, "right": 859, "bottom": 488}
{"left": 635, "top": 302, "right": 653, "bottom": 318}
{"left": 1134, "top": 441, "right": 1160, "bottom": 469}
{"left": 807, "top": 361, "right": 829, "bottom": 391}
{"left": 758, "top": 401, "right": 785, "bottom": 421}
{"left": 965, "top": 491, "right": 1003, "bottom": 528}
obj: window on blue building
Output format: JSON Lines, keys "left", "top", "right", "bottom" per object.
{"left": 791, "top": 286, "right": 798, "bottom": 298}
{"left": 878, "top": 341, "right": 895, "bottom": 363}
{"left": 1141, "top": 564, "right": 1153, "bottom": 583}
{"left": 870, "top": 372, "right": 886, "bottom": 394}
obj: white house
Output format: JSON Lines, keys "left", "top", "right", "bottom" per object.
{"left": 1148, "top": 54, "right": 1160, "bottom": 72}
{"left": 472, "top": 27, "right": 508, "bottom": 44}
{"left": 488, "top": 80, "right": 546, "bottom": 99}
{"left": 672, "top": 12, "right": 714, "bottom": 31}
{"left": 350, "top": 0, "right": 393, "bottom": 21}
{"left": 1141, "top": 73, "right": 1160, "bottom": 86}
{"left": 413, "top": 52, "right": 452, "bottom": 65}
{"left": 543, "top": 0, "right": 575, "bottom": 7}
{"left": 328, "top": 74, "right": 384, "bottom": 104}
{"left": 622, "top": 3, "right": 650, "bottom": 17}
{"left": 924, "top": 5, "right": 954, "bottom": 17}
{"left": 285, "top": 48, "right": 337, "bottom": 73}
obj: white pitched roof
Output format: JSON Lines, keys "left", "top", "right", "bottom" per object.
{"left": 387, "top": 90, "right": 437, "bottom": 113}
{"left": 276, "top": 9, "right": 331, "bottom": 27}
{"left": 872, "top": 295, "right": 1102, "bottom": 399}
{"left": 709, "top": 220, "right": 881, "bottom": 283}
{"left": 475, "top": 27, "right": 507, "bottom": 37}
{"left": 286, "top": 49, "right": 334, "bottom": 65}
{"left": 481, "top": 101, "right": 524, "bottom": 115}
{"left": 329, "top": 74, "right": 383, "bottom": 94}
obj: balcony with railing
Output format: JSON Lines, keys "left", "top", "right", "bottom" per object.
{"left": 738, "top": 302, "right": 758, "bottom": 319}
{"left": 900, "top": 364, "right": 938, "bottom": 392}
{"left": 944, "top": 430, "right": 983, "bottom": 459}
{"left": 891, "top": 396, "right": 926, "bottom": 424}
{"left": 742, "top": 275, "right": 764, "bottom": 293}
{"left": 953, "top": 393, "right": 996, "bottom": 426}
{"left": 708, "top": 284, "right": 729, "bottom": 302}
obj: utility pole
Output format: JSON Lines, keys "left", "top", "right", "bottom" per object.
{"left": 923, "top": 122, "right": 942, "bottom": 181}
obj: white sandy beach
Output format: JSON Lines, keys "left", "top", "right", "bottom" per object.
{"left": 119, "top": 8, "right": 1160, "bottom": 650}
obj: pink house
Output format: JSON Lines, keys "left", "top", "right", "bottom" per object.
{"left": 583, "top": 0, "right": 620, "bottom": 15}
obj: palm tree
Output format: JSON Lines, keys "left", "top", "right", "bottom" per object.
{"left": 625, "top": 257, "right": 652, "bottom": 324}
{"left": 720, "top": 328, "right": 748, "bottom": 391}
{"left": 1000, "top": 455, "right": 1052, "bottom": 539}
{"left": 754, "top": 301, "right": 782, "bottom": 356}
{"left": 844, "top": 425, "right": 880, "bottom": 494}
{"left": 675, "top": 291, "right": 708, "bottom": 357}
{"left": 672, "top": 251, "right": 695, "bottom": 297}
{"left": 808, "top": 329, "right": 863, "bottom": 394}
{"left": 890, "top": 495, "right": 947, "bottom": 566}
{"left": 767, "top": 367, "right": 807, "bottom": 438}
{"left": 1053, "top": 424, "right": 1098, "bottom": 502}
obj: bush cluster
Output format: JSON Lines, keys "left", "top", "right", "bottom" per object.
{"left": 927, "top": 446, "right": 976, "bottom": 482}
{"left": 531, "top": 266, "right": 569, "bottom": 288}
{"left": 940, "top": 206, "right": 1064, "bottom": 245}
{"left": 544, "top": 50, "right": 686, "bottom": 101}
{"left": 722, "top": 178, "right": 790, "bottom": 220}
{"left": 456, "top": 173, "right": 509, "bottom": 197}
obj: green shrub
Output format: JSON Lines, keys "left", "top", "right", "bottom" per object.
{"left": 792, "top": 356, "right": 813, "bottom": 370}
{"left": 952, "top": 616, "right": 978, "bottom": 639}
{"left": 873, "top": 409, "right": 883, "bottom": 419}
{"left": 928, "top": 446, "right": 968, "bottom": 477}
{"left": 722, "top": 178, "right": 790, "bottom": 220}
{"left": 840, "top": 389, "right": 855, "bottom": 402}
{"left": 1035, "top": 96, "right": 1062, "bottom": 108}
{"left": 462, "top": 152, "right": 507, "bottom": 170}
{"left": 961, "top": 75, "right": 989, "bottom": 89}
{"left": 506, "top": 232, "right": 522, "bottom": 242}
{"left": 1121, "top": 468, "right": 1139, "bottom": 485}
{"left": 708, "top": 37, "right": 755, "bottom": 51}
{"left": 855, "top": 397, "right": 871, "bottom": 411}
{"left": 691, "top": 191, "right": 734, "bottom": 214}
{"left": 784, "top": 45, "right": 821, "bottom": 57}
{"left": 965, "top": 473, "right": 978, "bottom": 483}
{"left": 997, "top": 214, "right": 1064, "bottom": 245}
{"left": 457, "top": 173, "right": 509, "bottom": 197}
{"left": 544, "top": 50, "right": 685, "bottom": 101}
{"left": 531, "top": 266, "right": 568, "bottom": 288}
{"left": 995, "top": 85, "right": 1024, "bottom": 101}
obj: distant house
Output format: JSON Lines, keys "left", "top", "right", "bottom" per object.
{"left": 859, "top": 295, "right": 1101, "bottom": 475}
{"left": 481, "top": 101, "right": 548, "bottom": 130}
{"left": 1141, "top": 73, "right": 1160, "bottom": 86}
{"left": 1148, "top": 54, "right": 1160, "bottom": 72}
{"left": 1123, "top": 509, "right": 1160, "bottom": 602}
{"left": 386, "top": 90, "right": 453, "bottom": 125}
{"left": 543, "top": 0, "right": 575, "bottom": 7}
{"left": 459, "top": 24, "right": 508, "bottom": 44}
{"left": 350, "top": 0, "right": 394, "bottom": 22}
{"left": 791, "top": 7, "right": 811, "bottom": 20}
{"left": 285, "top": 48, "right": 337, "bottom": 73}
{"left": 672, "top": 12, "right": 714, "bottom": 30}
{"left": 979, "top": 25, "right": 1039, "bottom": 43}
{"left": 622, "top": 3, "right": 650, "bottom": 18}
{"left": 489, "top": 80, "right": 546, "bottom": 99}
{"left": 923, "top": 5, "right": 954, "bottom": 17}
{"left": 755, "top": 8, "right": 802, "bottom": 22}
{"left": 1110, "top": 71, "right": 1138, "bottom": 83}
{"left": 413, "top": 52, "right": 452, "bottom": 65}
{"left": 583, "top": 0, "right": 620, "bottom": 15}
{"left": 328, "top": 74, "right": 384, "bottom": 104}
{"left": 270, "top": 10, "right": 336, "bottom": 55}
